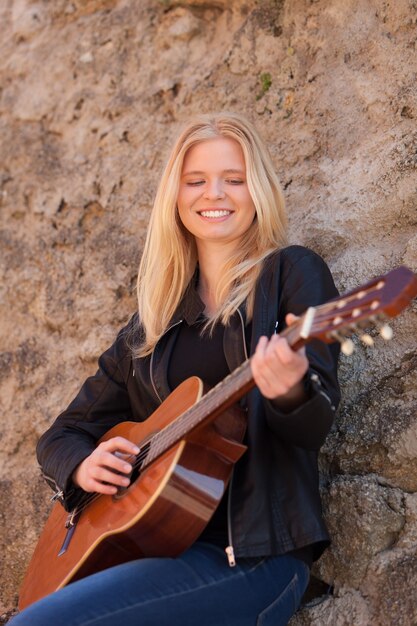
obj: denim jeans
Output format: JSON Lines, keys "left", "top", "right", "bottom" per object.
{"left": 12, "top": 542, "right": 309, "bottom": 626}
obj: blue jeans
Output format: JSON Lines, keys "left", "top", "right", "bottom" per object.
{"left": 12, "top": 542, "right": 309, "bottom": 626}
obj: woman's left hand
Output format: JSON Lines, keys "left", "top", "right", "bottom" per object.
{"left": 250, "top": 314, "right": 309, "bottom": 406}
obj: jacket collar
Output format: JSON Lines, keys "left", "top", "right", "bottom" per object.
{"left": 175, "top": 271, "right": 206, "bottom": 325}
{"left": 171, "top": 267, "right": 248, "bottom": 327}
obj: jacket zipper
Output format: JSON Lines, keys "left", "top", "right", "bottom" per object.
{"left": 42, "top": 471, "right": 64, "bottom": 502}
{"left": 310, "top": 372, "right": 336, "bottom": 411}
{"left": 149, "top": 319, "right": 183, "bottom": 404}
{"left": 51, "top": 489, "right": 64, "bottom": 502}
{"left": 237, "top": 308, "right": 249, "bottom": 360}
{"left": 225, "top": 469, "right": 236, "bottom": 566}
{"left": 225, "top": 308, "right": 248, "bottom": 567}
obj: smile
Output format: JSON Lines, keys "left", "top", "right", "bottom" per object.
{"left": 198, "top": 210, "right": 233, "bottom": 218}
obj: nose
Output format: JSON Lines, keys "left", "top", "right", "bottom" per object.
{"left": 203, "top": 178, "right": 225, "bottom": 200}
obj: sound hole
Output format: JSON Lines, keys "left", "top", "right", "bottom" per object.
{"left": 113, "top": 440, "right": 151, "bottom": 500}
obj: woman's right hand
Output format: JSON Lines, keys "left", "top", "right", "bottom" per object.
{"left": 72, "top": 437, "right": 140, "bottom": 495}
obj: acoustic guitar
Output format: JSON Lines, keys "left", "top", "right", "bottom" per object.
{"left": 18, "top": 266, "right": 417, "bottom": 610}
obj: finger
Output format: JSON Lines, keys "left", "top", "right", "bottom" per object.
{"left": 84, "top": 479, "right": 119, "bottom": 495}
{"left": 271, "top": 336, "right": 299, "bottom": 366}
{"left": 285, "top": 313, "right": 300, "bottom": 326}
{"left": 252, "top": 337, "right": 283, "bottom": 397}
{"left": 101, "top": 437, "right": 140, "bottom": 456}
{"left": 94, "top": 449, "right": 133, "bottom": 475}
{"left": 266, "top": 335, "right": 307, "bottom": 368}
{"left": 257, "top": 335, "right": 291, "bottom": 370}
{"left": 253, "top": 334, "right": 292, "bottom": 375}
{"left": 258, "top": 342, "right": 308, "bottom": 392}
{"left": 255, "top": 335, "right": 268, "bottom": 354}
{"left": 252, "top": 334, "right": 308, "bottom": 394}
{"left": 250, "top": 336, "right": 268, "bottom": 374}
{"left": 114, "top": 451, "right": 135, "bottom": 462}
{"left": 91, "top": 465, "right": 131, "bottom": 488}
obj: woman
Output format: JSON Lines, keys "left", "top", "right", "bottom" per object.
{"left": 14, "top": 113, "right": 340, "bottom": 625}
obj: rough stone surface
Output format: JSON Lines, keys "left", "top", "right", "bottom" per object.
{"left": 317, "top": 476, "right": 405, "bottom": 589}
{"left": 1, "top": 0, "right": 417, "bottom": 623}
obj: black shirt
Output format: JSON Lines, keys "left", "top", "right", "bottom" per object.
{"left": 167, "top": 314, "right": 313, "bottom": 567}
{"left": 168, "top": 318, "right": 230, "bottom": 391}
{"left": 168, "top": 317, "right": 230, "bottom": 545}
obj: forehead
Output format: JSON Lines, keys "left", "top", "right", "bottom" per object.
{"left": 182, "top": 136, "right": 246, "bottom": 173}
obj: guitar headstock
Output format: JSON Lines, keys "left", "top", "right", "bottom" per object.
{"left": 287, "top": 266, "right": 417, "bottom": 354}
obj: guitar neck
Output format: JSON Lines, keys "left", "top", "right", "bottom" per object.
{"left": 145, "top": 360, "right": 253, "bottom": 466}
{"left": 145, "top": 322, "right": 305, "bottom": 466}
{"left": 144, "top": 264, "right": 417, "bottom": 467}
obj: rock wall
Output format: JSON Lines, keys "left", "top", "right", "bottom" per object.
{"left": 1, "top": 0, "right": 416, "bottom": 623}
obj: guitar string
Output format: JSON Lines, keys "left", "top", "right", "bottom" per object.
{"left": 122, "top": 291, "right": 381, "bottom": 468}
{"left": 64, "top": 295, "right": 381, "bottom": 517}
{"left": 70, "top": 429, "right": 164, "bottom": 515}
{"left": 138, "top": 294, "right": 384, "bottom": 473}
{"left": 69, "top": 362, "right": 253, "bottom": 516}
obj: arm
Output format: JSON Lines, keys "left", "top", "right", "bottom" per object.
{"left": 251, "top": 249, "right": 340, "bottom": 450}
{"left": 251, "top": 313, "right": 309, "bottom": 410}
{"left": 37, "top": 318, "right": 136, "bottom": 510}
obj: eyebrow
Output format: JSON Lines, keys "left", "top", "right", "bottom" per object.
{"left": 182, "top": 169, "right": 245, "bottom": 177}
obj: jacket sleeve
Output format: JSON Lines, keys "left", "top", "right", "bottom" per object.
{"left": 263, "top": 248, "right": 341, "bottom": 450}
{"left": 37, "top": 319, "right": 135, "bottom": 510}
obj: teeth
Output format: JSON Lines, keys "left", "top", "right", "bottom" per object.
{"left": 200, "top": 210, "right": 231, "bottom": 218}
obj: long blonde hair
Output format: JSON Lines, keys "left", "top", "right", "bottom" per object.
{"left": 136, "top": 112, "right": 288, "bottom": 356}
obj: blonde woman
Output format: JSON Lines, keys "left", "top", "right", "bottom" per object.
{"left": 15, "top": 113, "right": 340, "bottom": 626}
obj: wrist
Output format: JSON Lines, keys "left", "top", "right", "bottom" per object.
{"left": 270, "top": 380, "right": 310, "bottom": 413}
{"left": 72, "top": 462, "right": 85, "bottom": 489}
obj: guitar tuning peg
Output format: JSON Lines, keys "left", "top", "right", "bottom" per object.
{"left": 330, "top": 331, "right": 355, "bottom": 355}
{"left": 369, "top": 316, "right": 394, "bottom": 341}
{"left": 380, "top": 324, "right": 393, "bottom": 341}
{"left": 360, "top": 333, "right": 374, "bottom": 347}
{"left": 341, "top": 338, "right": 355, "bottom": 355}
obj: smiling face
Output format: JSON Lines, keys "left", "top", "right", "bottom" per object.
{"left": 177, "top": 136, "right": 256, "bottom": 251}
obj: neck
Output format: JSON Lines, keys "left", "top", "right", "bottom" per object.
{"left": 196, "top": 240, "right": 238, "bottom": 316}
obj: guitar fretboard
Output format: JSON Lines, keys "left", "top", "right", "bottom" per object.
{"left": 143, "top": 359, "right": 254, "bottom": 467}
{"left": 142, "top": 322, "right": 303, "bottom": 468}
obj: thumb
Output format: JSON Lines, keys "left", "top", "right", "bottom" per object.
{"left": 285, "top": 313, "right": 300, "bottom": 327}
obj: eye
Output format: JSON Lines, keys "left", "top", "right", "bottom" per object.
{"left": 226, "top": 179, "right": 244, "bottom": 185}
{"left": 186, "top": 180, "right": 205, "bottom": 186}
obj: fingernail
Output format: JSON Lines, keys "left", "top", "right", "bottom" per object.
{"left": 133, "top": 446, "right": 140, "bottom": 454}
{"left": 124, "top": 464, "right": 132, "bottom": 472}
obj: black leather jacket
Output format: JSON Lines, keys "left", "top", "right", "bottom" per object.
{"left": 37, "top": 245, "right": 340, "bottom": 561}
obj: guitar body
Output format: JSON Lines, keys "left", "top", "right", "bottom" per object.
{"left": 19, "top": 377, "right": 247, "bottom": 610}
